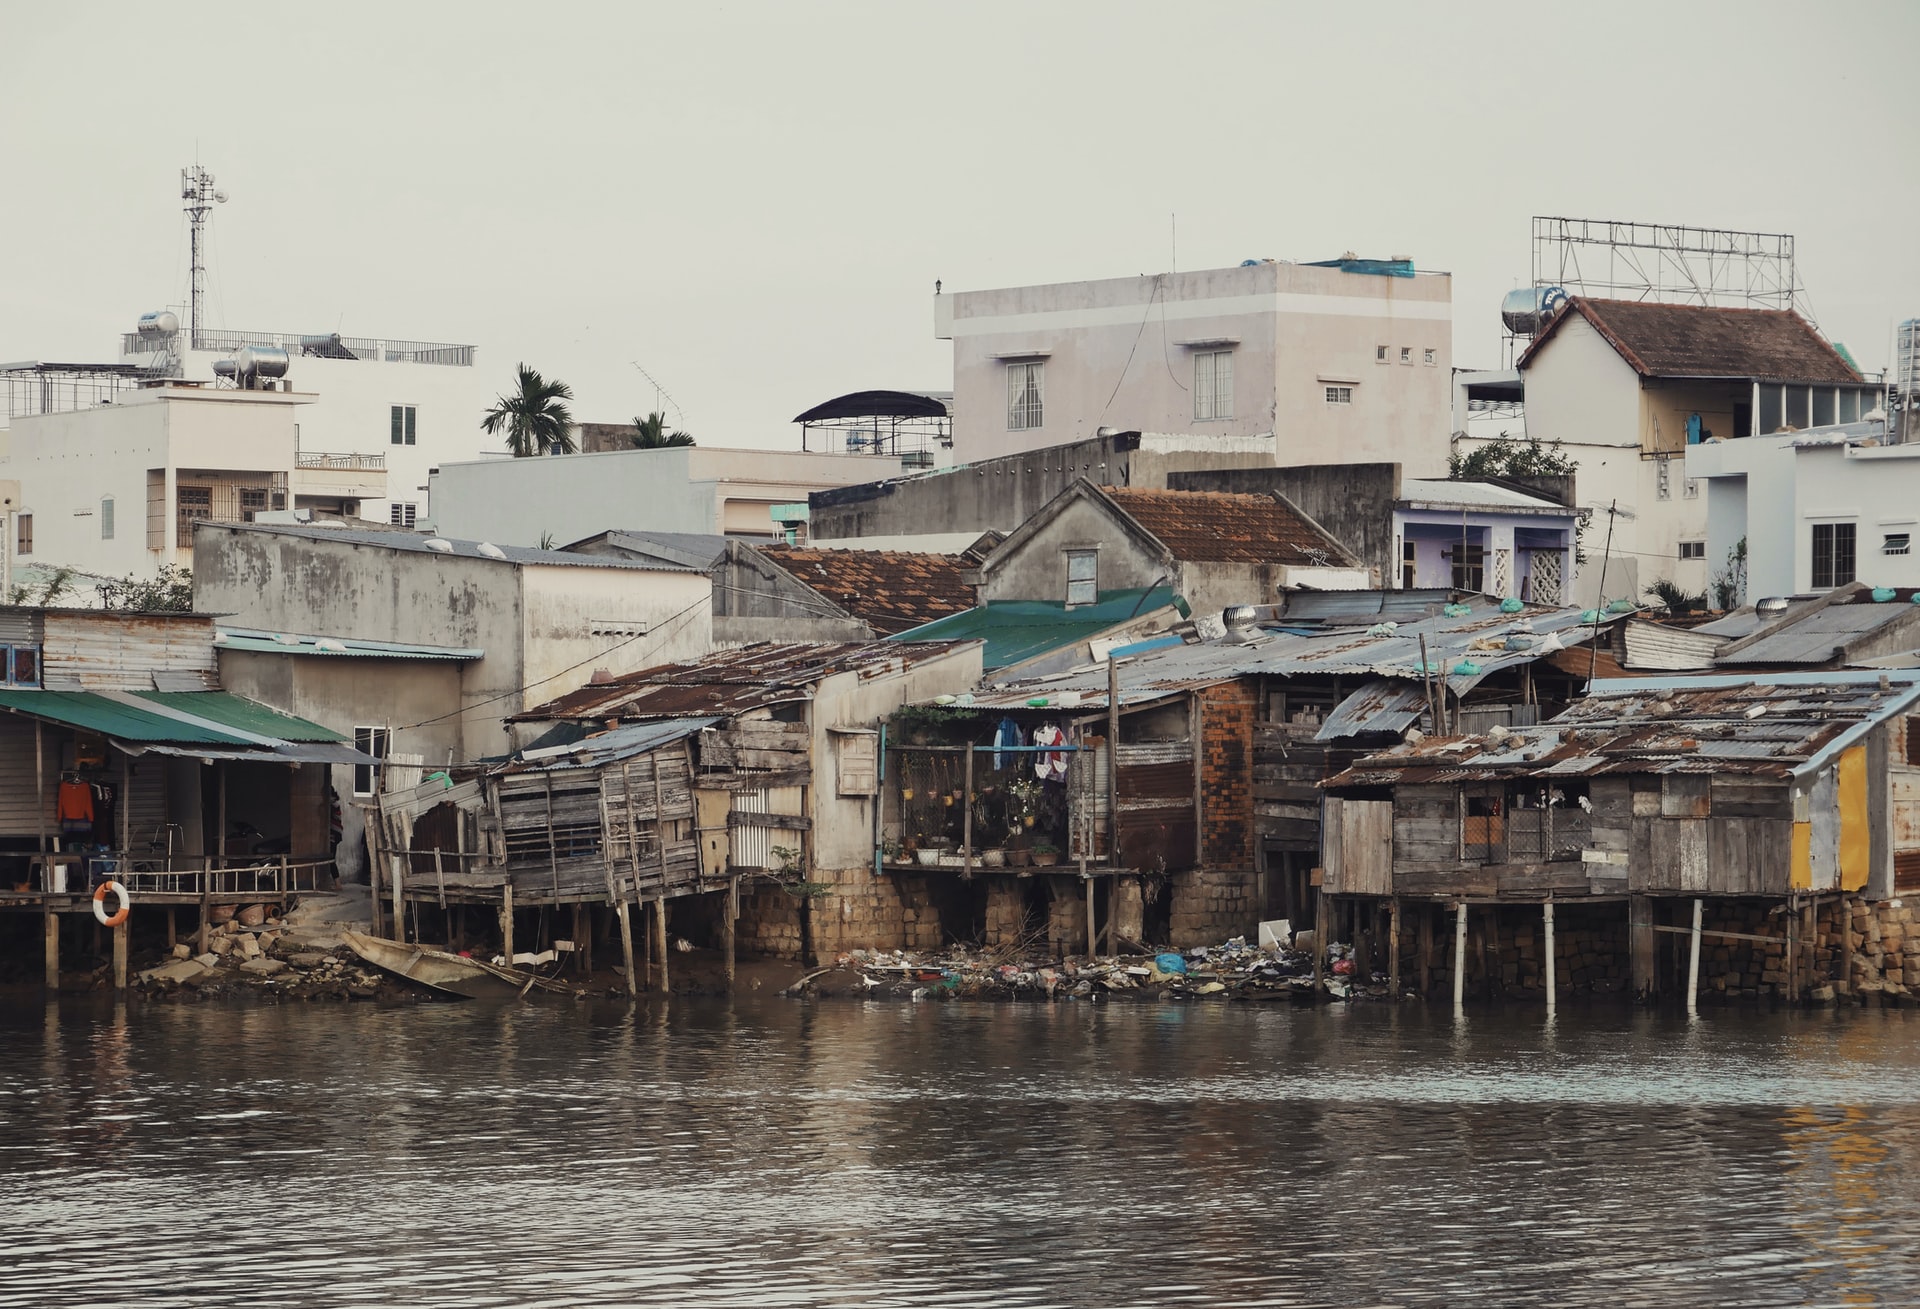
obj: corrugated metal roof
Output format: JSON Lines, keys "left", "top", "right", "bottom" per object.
{"left": 892, "top": 588, "right": 1178, "bottom": 670}
{"left": 1279, "top": 589, "right": 1456, "bottom": 623}
{"left": 215, "top": 522, "right": 695, "bottom": 571}
{"left": 517, "top": 641, "right": 977, "bottom": 722}
{"left": 1717, "top": 599, "right": 1920, "bottom": 666}
{"left": 954, "top": 601, "right": 1621, "bottom": 711}
{"left": 1399, "top": 480, "right": 1572, "bottom": 513}
{"left": 514, "top": 717, "right": 720, "bottom": 770}
{"left": 127, "top": 691, "right": 344, "bottom": 742}
{"left": 1328, "top": 673, "right": 1920, "bottom": 786}
{"left": 216, "top": 627, "right": 485, "bottom": 661}
{"left": 0, "top": 690, "right": 340, "bottom": 748}
{"left": 1314, "top": 680, "right": 1428, "bottom": 740}
{"left": 1621, "top": 619, "right": 1725, "bottom": 671}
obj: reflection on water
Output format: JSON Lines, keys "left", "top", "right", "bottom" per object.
{"left": 4, "top": 997, "right": 1920, "bottom": 1308}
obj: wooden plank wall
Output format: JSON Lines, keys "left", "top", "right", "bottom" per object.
{"left": 1116, "top": 742, "right": 1195, "bottom": 872}
{"left": 491, "top": 748, "right": 702, "bottom": 902}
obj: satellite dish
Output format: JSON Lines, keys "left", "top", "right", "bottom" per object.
{"left": 213, "top": 190, "right": 228, "bottom": 203}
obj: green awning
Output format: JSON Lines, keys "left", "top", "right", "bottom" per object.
{"left": 0, "top": 690, "right": 342, "bottom": 749}
{"left": 128, "top": 691, "right": 344, "bottom": 742}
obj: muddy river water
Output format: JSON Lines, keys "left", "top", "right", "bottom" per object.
{"left": 3, "top": 995, "right": 1917, "bottom": 1307}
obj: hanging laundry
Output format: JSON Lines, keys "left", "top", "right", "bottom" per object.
{"left": 58, "top": 778, "right": 95, "bottom": 835}
{"left": 992, "top": 717, "right": 1021, "bottom": 771}
{"left": 1031, "top": 724, "right": 1070, "bottom": 782}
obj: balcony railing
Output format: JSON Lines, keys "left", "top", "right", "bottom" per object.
{"left": 123, "top": 329, "right": 475, "bottom": 368}
{"left": 296, "top": 451, "right": 387, "bottom": 471}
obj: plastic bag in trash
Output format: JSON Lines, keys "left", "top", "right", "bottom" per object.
{"left": 1154, "top": 952, "right": 1188, "bottom": 975}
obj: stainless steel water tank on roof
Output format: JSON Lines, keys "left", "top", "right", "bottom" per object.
{"left": 1501, "top": 286, "right": 1568, "bottom": 336}
{"left": 234, "top": 344, "right": 290, "bottom": 380}
{"left": 136, "top": 310, "right": 180, "bottom": 337}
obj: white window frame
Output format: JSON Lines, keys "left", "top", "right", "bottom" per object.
{"left": 389, "top": 502, "right": 418, "bottom": 529}
{"left": 390, "top": 404, "right": 417, "bottom": 446}
{"left": 1423, "top": 348, "right": 1437, "bottom": 366}
{"left": 1400, "top": 347, "right": 1413, "bottom": 365}
{"left": 1885, "top": 533, "right": 1912, "bottom": 557}
{"left": 1376, "top": 345, "right": 1389, "bottom": 365}
{"left": 1193, "top": 349, "right": 1234, "bottom": 421}
{"left": 1065, "top": 549, "right": 1098, "bottom": 607}
{"left": 1324, "top": 386, "right": 1353, "bottom": 405}
{"left": 100, "top": 496, "right": 114, "bottom": 541}
{"left": 1007, "top": 362, "right": 1044, "bottom": 431}
{"left": 16, "top": 512, "right": 31, "bottom": 557}
{"left": 352, "top": 725, "right": 392, "bottom": 797}
{"left": 1678, "top": 541, "right": 1706, "bottom": 561}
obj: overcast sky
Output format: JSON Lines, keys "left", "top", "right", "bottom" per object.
{"left": 8, "top": 1, "right": 1916, "bottom": 450}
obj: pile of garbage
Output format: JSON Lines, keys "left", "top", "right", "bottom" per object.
{"left": 793, "top": 933, "right": 1394, "bottom": 1004}
{"left": 134, "top": 912, "right": 422, "bottom": 1004}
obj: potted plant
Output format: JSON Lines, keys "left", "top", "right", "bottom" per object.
{"left": 1031, "top": 840, "right": 1060, "bottom": 868}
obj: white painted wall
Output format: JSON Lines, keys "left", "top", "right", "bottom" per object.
{"left": 126, "top": 338, "right": 502, "bottom": 526}
{"left": 1475, "top": 315, "right": 1711, "bottom": 602}
{"left": 428, "top": 446, "right": 899, "bottom": 547}
{"left": 1690, "top": 431, "right": 1920, "bottom": 598}
{"left": 940, "top": 261, "right": 1453, "bottom": 473}
{"left": 4, "top": 387, "right": 305, "bottom": 579}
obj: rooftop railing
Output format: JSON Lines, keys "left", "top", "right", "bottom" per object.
{"left": 123, "top": 329, "right": 475, "bottom": 368}
{"left": 295, "top": 451, "right": 387, "bottom": 470}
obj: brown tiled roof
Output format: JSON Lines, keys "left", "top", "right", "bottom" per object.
{"left": 1102, "top": 487, "right": 1360, "bottom": 567}
{"left": 1519, "top": 298, "right": 1860, "bottom": 382}
{"left": 758, "top": 546, "right": 975, "bottom": 635}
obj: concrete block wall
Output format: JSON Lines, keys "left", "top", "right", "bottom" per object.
{"left": 985, "top": 880, "right": 1025, "bottom": 947}
{"left": 1112, "top": 876, "right": 1144, "bottom": 946}
{"left": 1168, "top": 867, "right": 1258, "bottom": 947}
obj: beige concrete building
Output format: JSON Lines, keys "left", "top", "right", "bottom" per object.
{"left": 936, "top": 258, "right": 1453, "bottom": 471}
{"left": 426, "top": 446, "right": 915, "bottom": 547}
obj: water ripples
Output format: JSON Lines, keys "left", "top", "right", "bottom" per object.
{"left": 3, "top": 998, "right": 1918, "bottom": 1307}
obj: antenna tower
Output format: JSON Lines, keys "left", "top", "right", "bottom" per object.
{"left": 180, "top": 166, "right": 228, "bottom": 349}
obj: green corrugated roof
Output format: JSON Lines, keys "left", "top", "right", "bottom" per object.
{"left": 889, "top": 587, "right": 1180, "bottom": 670}
{"left": 0, "top": 690, "right": 342, "bottom": 746}
{"left": 0, "top": 691, "right": 253, "bottom": 744}
{"left": 129, "top": 691, "right": 344, "bottom": 742}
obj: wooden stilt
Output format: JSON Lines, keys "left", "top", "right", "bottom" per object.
{"left": 1387, "top": 897, "right": 1402, "bottom": 997}
{"left": 499, "top": 883, "right": 515, "bottom": 964}
{"left": 617, "top": 900, "right": 637, "bottom": 996}
{"left": 1803, "top": 897, "right": 1819, "bottom": 997}
{"left": 164, "top": 907, "right": 176, "bottom": 950}
{"left": 1313, "top": 892, "right": 1330, "bottom": 990}
{"left": 573, "top": 903, "right": 588, "bottom": 976}
{"left": 44, "top": 906, "right": 59, "bottom": 992}
{"left": 112, "top": 920, "right": 128, "bottom": 991}
{"left": 1084, "top": 876, "right": 1095, "bottom": 957}
{"left": 1786, "top": 896, "right": 1798, "bottom": 1003}
{"left": 1544, "top": 900, "right": 1556, "bottom": 1012}
{"left": 1629, "top": 895, "right": 1656, "bottom": 1004}
{"left": 1417, "top": 904, "right": 1433, "bottom": 999}
{"left": 1686, "top": 896, "right": 1703, "bottom": 1014}
{"left": 1452, "top": 901, "right": 1468, "bottom": 1006}
{"left": 196, "top": 877, "right": 210, "bottom": 956}
{"left": 1479, "top": 906, "right": 1495, "bottom": 1001}
{"left": 390, "top": 851, "right": 405, "bottom": 945}
{"left": 653, "top": 895, "right": 669, "bottom": 994}
{"left": 722, "top": 877, "right": 737, "bottom": 991}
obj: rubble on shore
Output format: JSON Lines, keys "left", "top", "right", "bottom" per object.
{"left": 131, "top": 913, "right": 431, "bottom": 1004}
{"left": 789, "top": 936, "right": 1392, "bottom": 1003}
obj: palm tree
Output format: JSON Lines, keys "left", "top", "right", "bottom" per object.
{"left": 632, "top": 410, "right": 695, "bottom": 449}
{"left": 483, "top": 364, "right": 576, "bottom": 457}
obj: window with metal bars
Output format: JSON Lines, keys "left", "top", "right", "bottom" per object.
{"left": 1194, "top": 350, "right": 1233, "bottom": 420}
{"left": 1006, "top": 363, "right": 1043, "bottom": 431}
{"left": 1812, "top": 522, "right": 1856, "bottom": 589}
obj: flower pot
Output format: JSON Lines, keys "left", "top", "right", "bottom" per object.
{"left": 981, "top": 849, "right": 1007, "bottom": 868}
{"left": 1031, "top": 850, "right": 1059, "bottom": 867}
{"left": 916, "top": 849, "right": 941, "bottom": 867}
{"left": 1007, "top": 849, "right": 1032, "bottom": 867}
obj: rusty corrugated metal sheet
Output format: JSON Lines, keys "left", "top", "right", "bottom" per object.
{"left": 1327, "top": 675, "right": 1919, "bottom": 788}
{"left": 42, "top": 611, "right": 218, "bottom": 690}
{"left": 517, "top": 640, "right": 977, "bottom": 721}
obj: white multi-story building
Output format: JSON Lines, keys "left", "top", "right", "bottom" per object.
{"left": 1688, "top": 417, "right": 1920, "bottom": 601}
{"left": 0, "top": 382, "right": 387, "bottom": 581}
{"left": 935, "top": 257, "right": 1454, "bottom": 471}
{"left": 1454, "top": 297, "right": 1877, "bottom": 605}
{"left": 117, "top": 320, "right": 500, "bottom": 528}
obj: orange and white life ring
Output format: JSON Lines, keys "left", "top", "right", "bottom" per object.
{"left": 92, "top": 880, "right": 130, "bottom": 928}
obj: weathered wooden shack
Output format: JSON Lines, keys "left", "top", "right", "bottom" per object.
{"left": 1321, "top": 671, "right": 1920, "bottom": 1003}
{"left": 375, "top": 641, "right": 983, "bottom": 984}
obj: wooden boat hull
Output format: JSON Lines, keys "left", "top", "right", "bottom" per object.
{"left": 343, "top": 931, "right": 531, "bottom": 998}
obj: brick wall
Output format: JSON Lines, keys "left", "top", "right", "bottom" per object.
{"left": 1200, "top": 683, "right": 1255, "bottom": 868}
